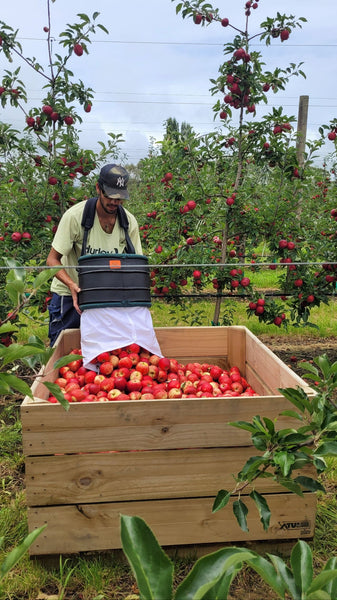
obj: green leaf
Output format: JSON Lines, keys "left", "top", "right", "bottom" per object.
{"left": 252, "top": 433, "right": 268, "bottom": 451}
{"left": 43, "top": 382, "right": 69, "bottom": 411}
{"left": 268, "top": 554, "right": 300, "bottom": 599}
{"left": 202, "top": 565, "right": 242, "bottom": 600}
{"left": 0, "top": 323, "right": 18, "bottom": 335}
{"left": 120, "top": 515, "right": 173, "bottom": 600}
{"left": 279, "top": 387, "right": 312, "bottom": 414}
{"left": 321, "top": 558, "right": 337, "bottom": 596}
{"left": 53, "top": 354, "right": 82, "bottom": 369}
{"left": 277, "top": 478, "right": 304, "bottom": 496}
{"left": 228, "top": 420, "right": 257, "bottom": 433}
{"left": 6, "top": 279, "right": 25, "bottom": 304}
{"left": 212, "top": 490, "right": 231, "bottom": 513}
{"left": 1, "top": 344, "right": 46, "bottom": 367}
{"left": 294, "top": 476, "right": 325, "bottom": 493}
{"left": 250, "top": 490, "right": 271, "bottom": 531}
{"left": 263, "top": 417, "right": 275, "bottom": 436}
{"left": 32, "top": 267, "right": 60, "bottom": 290}
{"left": 0, "top": 526, "right": 46, "bottom": 579}
{"left": 233, "top": 500, "right": 249, "bottom": 532}
{"left": 307, "top": 591, "right": 331, "bottom": 599}
{"left": 279, "top": 409, "right": 303, "bottom": 421}
{"left": 239, "top": 456, "right": 266, "bottom": 478}
{"left": 307, "top": 570, "right": 337, "bottom": 597}
{"left": 0, "top": 373, "right": 33, "bottom": 398}
{"left": 247, "top": 555, "right": 286, "bottom": 597}
{"left": 314, "top": 442, "right": 337, "bottom": 457}
{"left": 175, "top": 547, "right": 254, "bottom": 600}
{"left": 274, "top": 451, "right": 295, "bottom": 477}
{"left": 290, "top": 540, "right": 313, "bottom": 596}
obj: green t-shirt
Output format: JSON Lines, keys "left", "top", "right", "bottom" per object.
{"left": 50, "top": 200, "right": 143, "bottom": 296}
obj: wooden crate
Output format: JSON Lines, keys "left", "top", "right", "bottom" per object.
{"left": 21, "top": 326, "right": 316, "bottom": 556}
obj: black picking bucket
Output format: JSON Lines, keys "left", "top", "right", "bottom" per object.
{"left": 77, "top": 253, "right": 151, "bottom": 310}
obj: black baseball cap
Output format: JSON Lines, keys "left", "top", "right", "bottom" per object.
{"left": 98, "top": 164, "right": 129, "bottom": 199}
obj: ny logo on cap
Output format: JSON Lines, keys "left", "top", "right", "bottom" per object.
{"left": 116, "top": 176, "right": 125, "bottom": 188}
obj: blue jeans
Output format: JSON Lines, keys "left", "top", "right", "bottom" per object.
{"left": 48, "top": 293, "right": 81, "bottom": 346}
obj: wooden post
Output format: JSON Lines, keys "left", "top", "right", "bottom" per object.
{"left": 296, "top": 95, "right": 309, "bottom": 168}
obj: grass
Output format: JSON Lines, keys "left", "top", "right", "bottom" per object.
{"left": 2, "top": 286, "right": 337, "bottom": 598}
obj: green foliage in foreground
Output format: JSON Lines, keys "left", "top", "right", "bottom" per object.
{"left": 120, "top": 514, "right": 337, "bottom": 600}
{"left": 213, "top": 355, "right": 337, "bottom": 531}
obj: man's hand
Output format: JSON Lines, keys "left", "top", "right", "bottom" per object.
{"left": 47, "top": 247, "right": 82, "bottom": 314}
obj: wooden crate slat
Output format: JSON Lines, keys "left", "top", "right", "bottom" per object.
{"left": 155, "top": 326, "right": 229, "bottom": 358}
{"left": 21, "top": 396, "right": 301, "bottom": 456}
{"left": 28, "top": 493, "right": 317, "bottom": 555}
{"left": 26, "top": 446, "right": 314, "bottom": 506}
{"left": 245, "top": 329, "right": 313, "bottom": 395}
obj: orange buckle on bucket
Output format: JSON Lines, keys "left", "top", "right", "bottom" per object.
{"left": 109, "top": 259, "right": 121, "bottom": 269}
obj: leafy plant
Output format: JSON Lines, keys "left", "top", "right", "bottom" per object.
{"left": 0, "top": 264, "right": 81, "bottom": 410}
{"left": 0, "top": 526, "right": 46, "bottom": 581}
{"left": 213, "top": 354, "right": 337, "bottom": 531}
{"left": 120, "top": 514, "right": 337, "bottom": 599}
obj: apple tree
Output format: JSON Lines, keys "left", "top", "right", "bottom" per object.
{"left": 0, "top": 2, "right": 124, "bottom": 328}
{"left": 132, "top": 0, "right": 337, "bottom": 328}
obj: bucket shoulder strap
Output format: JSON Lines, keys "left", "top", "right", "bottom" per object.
{"left": 80, "top": 197, "right": 135, "bottom": 255}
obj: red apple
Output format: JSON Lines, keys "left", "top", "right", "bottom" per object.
{"left": 168, "top": 388, "right": 182, "bottom": 399}
{"left": 141, "top": 392, "right": 155, "bottom": 400}
{"left": 136, "top": 361, "right": 149, "bottom": 375}
{"left": 119, "top": 355, "right": 133, "bottom": 369}
{"left": 114, "top": 376, "right": 127, "bottom": 391}
{"left": 126, "top": 380, "right": 142, "bottom": 393}
{"left": 84, "top": 370, "right": 97, "bottom": 384}
{"left": 107, "top": 389, "right": 122, "bottom": 401}
{"left": 74, "top": 43, "right": 83, "bottom": 56}
{"left": 99, "top": 361, "right": 114, "bottom": 376}
{"left": 100, "top": 378, "right": 116, "bottom": 392}
{"left": 148, "top": 365, "right": 159, "bottom": 379}
{"left": 158, "top": 357, "right": 171, "bottom": 371}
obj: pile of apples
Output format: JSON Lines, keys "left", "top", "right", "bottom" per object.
{"left": 48, "top": 343, "right": 258, "bottom": 403}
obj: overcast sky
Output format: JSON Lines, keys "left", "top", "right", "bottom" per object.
{"left": 1, "top": 0, "right": 337, "bottom": 165}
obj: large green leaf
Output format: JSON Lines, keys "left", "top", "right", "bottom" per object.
{"left": 268, "top": 554, "right": 300, "bottom": 600}
{"left": 306, "top": 591, "right": 331, "bottom": 599}
{"left": 32, "top": 267, "right": 60, "bottom": 290}
{"left": 320, "top": 558, "right": 337, "bottom": 597}
{"left": 233, "top": 499, "right": 248, "bottom": 532}
{"left": 120, "top": 515, "right": 173, "bottom": 600}
{"left": 0, "top": 344, "right": 46, "bottom": 367}
{"left": 290, "top": 540, "right": 313, "bottom": 596}
{"left": 202, "top": 564, "right": 242, "bottom": 600}
{"left": 175, "top": 547, "right": 254, "bottom": 600}
{"left": 250, "top": 490, "right": 271, "bottom": 531}
{"left": 246, "top": 555, "right": 286, "bottom": 598}
{"left": 0, "top": 526, "right": 46, "bottom": 579}
{"left": 307, "top": 569, "right": 337, "bottom": 597}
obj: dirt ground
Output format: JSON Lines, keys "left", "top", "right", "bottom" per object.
{"left": 258, "top": 333, "right": 337, "bottom": 380}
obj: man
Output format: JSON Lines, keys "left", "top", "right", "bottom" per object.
{"left": 46, "top": 164, "right": 154, "bottom": 356}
